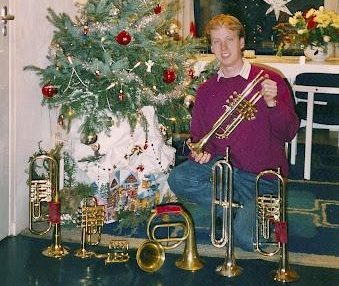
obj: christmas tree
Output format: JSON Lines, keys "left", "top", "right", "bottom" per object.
{"left": 24, "top": 0, "right": 218, "bottom": 231}
{"left": 25, "top": 0, "right": 203, "bottom": 138}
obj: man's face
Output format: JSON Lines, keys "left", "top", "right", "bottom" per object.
{"left": 210, "top": 26, "right": 244, "bottom": 68}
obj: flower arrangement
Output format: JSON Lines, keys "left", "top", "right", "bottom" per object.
{"left": 275, "top": 6, "right": 339, "bottom": 55}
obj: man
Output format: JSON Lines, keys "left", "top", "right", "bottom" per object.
{"left": 168, "top": 14, "right": 300, "bottom": 251}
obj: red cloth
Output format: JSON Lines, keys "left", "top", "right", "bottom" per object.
{"left": 275, "top": 221, "right": 288, "bottom": 243}
{"left": 190, "top": 21, "right": 196, "bottom": 37}
{"left": 156, "top": 204, "right": 182, "bottom": 215}
{"left": 48, "top": 202, "right": 61, "bottom": 224}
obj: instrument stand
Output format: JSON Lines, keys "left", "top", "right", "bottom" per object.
{"left": 216, "top": 259, "right": 243, "bottom": 277}
{"left": 42, "top": 224, "right": 69, "bottom": 258}
{"left": 74, "top": 228, "right": 95, "bottom": 259}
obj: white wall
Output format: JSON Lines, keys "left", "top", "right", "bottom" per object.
{"left": 9, "top": 0, "right": 82, "bottom": 235}
{"left": 325, "top": 0, "right": 339, "bottom": 12}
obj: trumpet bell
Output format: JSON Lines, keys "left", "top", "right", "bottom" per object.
{"left": 136, "top": 240, "right": 165, "bottom": 273}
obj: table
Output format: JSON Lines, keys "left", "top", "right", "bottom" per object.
{"left": 197, "top": 54, "right": 339, "bottom": 85}
{"left": 196, "top": 54, "right": 339, "bottom": 180}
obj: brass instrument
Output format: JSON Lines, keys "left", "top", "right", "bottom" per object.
{"left": 211, "top": 147, "right": 243, "bottom": 277}
{"left": 136, "top": 203, "right": 204, "bottom": 272}
{"left": 28, "top": 154, "right": 69, "bottom": 258}
{"left": 103, "top": 240, "right": 130, "bottom": 264}
{"left": 255, "top": 169, "right": 299, "bottom": 283}
{"left": 188, "top": 70, "right": 265, "bottom": 154}
{"left": 75, "top": 196, "right": 105, "bottom": 258}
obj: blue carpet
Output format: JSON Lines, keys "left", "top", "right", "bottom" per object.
{"left": 289, "top": 143, "right": 339, "bottom": 183}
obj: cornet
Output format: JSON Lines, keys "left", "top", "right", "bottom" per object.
{"left": 75, "top": 196, "right": 105, "bottom": 258}
{"left": 188, "top": 70, "right": 265, "bottom": 154}
{"left": 28, "top": 154, "right": 69, "bottom": 258}
{"left": 211, "top": 147, "right": 243, "bottom": 277}
{"left": 136, "top": 203, "right": 204, "bottom": 272}
{"left": 255, "top": 168, "right": 299, "bottom": 283}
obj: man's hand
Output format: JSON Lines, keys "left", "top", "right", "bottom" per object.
{"left": 261, "top": 77, "right": 277, "bottom": 108}
{"left": 187, "top": 138, "right": 211, "bottom": 164}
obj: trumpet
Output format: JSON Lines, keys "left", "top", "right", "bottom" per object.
{"left": 255, "top": 168, "right": 299, "bottom": 283}
{"left": 28, "top": 154, "right": 69, "bottom": 258}
{"left": 136, "top": 203, "right": 204, "bottom": 272}
{"left": 188, "top": 70, "right": 265, "bottom": 154}
{"left": 211, "top": 147, "right": 243, "bottom": 277}
{"left": 75, "top": 196, "right": 105, "bottom": 258}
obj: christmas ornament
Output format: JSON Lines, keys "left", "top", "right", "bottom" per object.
{"left": 154, "top": 4, "right": 161, "bottom": 14}
{"left": 83, "top": 24, "right": 89, "bottom": 35}
{"left": 145, "top": 60, "right": 154, "bottom": 72}
{"left": 95, "top": 70, "right": 101, "bottom": 79}
{"left": 184, "top": 94, "right": 195, "bottom": 108}
{"left": 118, "top": 90, "right": 125, "bottom": 101}
{"left": 80, "top": 131, "right": 98, "bottom": 145}
{"left": 163, "top": 68, "right": 176, "bottom": 84}
{"left": 67, "top": 107, "right": 75, "bottom": 118}
{"left": 166, "top": 23, "right": 180, "bottom": 39}
{"left": 263, "top": 0, "right": 292, "bottom": 21}
{"left": 115, "top": 30, "right": 131, "bottom": 45}
{"left": 187, "top": 68, "right": 194, "bottom": 79}
{"left": 41, "top": 84, "right": 58, "bottom": 98}
{"left": 57, "top": 114, "right": 64, "bottom": 127}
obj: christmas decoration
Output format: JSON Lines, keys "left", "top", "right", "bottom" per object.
{"left": 154, "top": 4, "right": 162, "bottom": 15}
{"left": 80, "top": 131, "right": 98, "bottom": 145}
{"left": 163, "top": 68, "right": 176, "bottom": 84}
{"left": 83, "top": 24, "right": 89, "bottom": 35}
{"left": 25, "top": 0, "right": 203, "bottom": 136}
{"left": 115, "top": 30, "right": 132, "bottom": 45}
{"left": 24, "top": 0, "right": 215, "bottom": 231}
{"left": 41, "top": 84, "right": 57, "bottom": 98}
{"left": 263, "top": 0, "right": 292, "bottom": 21}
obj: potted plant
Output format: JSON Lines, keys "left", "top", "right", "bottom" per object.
{"left": 275, "top": 6, "right": 339, "bottom": 61}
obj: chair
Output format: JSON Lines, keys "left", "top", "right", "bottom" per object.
{"left": 290, "top": 73, "right": 339, "bottom": 180}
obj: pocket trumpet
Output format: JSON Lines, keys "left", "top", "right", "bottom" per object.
{"left": 188, "top": 70, "right": 265, "bottom": 154}
{"left": 255, "top": 168, "right": 299, "bottom": 283}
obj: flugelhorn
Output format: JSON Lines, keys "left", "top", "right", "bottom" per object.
{"left": 255, "top": 168, "right": 299, "bottom": 283}
{"left": 136, "top": 203, "right": 204, "bottom": 272}
{"left": 28, "top": 153, "right": 69, "bottom": 258}
{"left": 188, "top": 70, "right": 265, "bottom": 154}
{"left": 75, "top": 196, "right": 105, "bottom": 258}
{"left": 211, "top": 147, "right": 243, "bottom": 277}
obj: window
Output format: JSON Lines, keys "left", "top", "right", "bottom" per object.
{"left": 193, "top": 0, "right": 324, "bottom": 55}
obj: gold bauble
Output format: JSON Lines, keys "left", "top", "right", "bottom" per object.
{"left": 80, "top": 131, "right": 98, "bottom": 145}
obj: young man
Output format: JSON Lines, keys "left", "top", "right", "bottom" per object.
{"left": 168, "top": 14, "right": 300, "bottom": 251}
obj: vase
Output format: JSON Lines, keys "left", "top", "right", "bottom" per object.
{"left": 303, "top": 44, "right": 334, "bottom": 62}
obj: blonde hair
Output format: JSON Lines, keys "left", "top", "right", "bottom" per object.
{"left": 205, "top": 14, "right": 245, "bottom": 42}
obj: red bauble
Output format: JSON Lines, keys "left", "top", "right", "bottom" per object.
{"left": 41, "top": 84, "right": 57, "bottom": 98}
{"left": 163, "top": 68, "right": 176, "bottom": 84}
{"left": 154, "top": 4, "right": 162, "bottom": 14}
{"left": 187, "top": 68, "right": 194, "bottom": 78}
{"left": 115, "top": 30, "right": 131, "bottom": 45}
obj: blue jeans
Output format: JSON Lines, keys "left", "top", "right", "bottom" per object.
{"left": 167, "top": 158, "right": 277, "bottom": 252}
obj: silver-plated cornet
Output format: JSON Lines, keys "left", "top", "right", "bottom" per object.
{"left": 255, "top": 168, "right": 299, "bottom": 283}
{"left": 211, "top": 147, "right": 243, "bottom": 277}
{"left": 188, "top": 70, "right": 265, "bottom": 154}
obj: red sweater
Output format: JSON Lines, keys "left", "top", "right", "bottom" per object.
{"left": 190, "top": 64, "right": 300, "bottom": 176}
